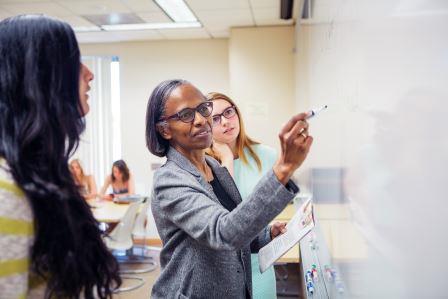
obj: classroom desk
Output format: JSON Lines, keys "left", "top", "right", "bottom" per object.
{"left": 87, "top": 199, "right": 130, "bottom": 223}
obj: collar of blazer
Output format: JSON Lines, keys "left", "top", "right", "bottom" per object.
{"left": 167, "top": 146, "right": 243, "bottom": 205}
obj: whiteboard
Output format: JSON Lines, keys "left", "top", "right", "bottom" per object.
{"left": 295, "top": 0, "right": 448, "bottom": 297}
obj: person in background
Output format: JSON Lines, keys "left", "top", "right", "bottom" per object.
{"left": 0, "top": 15, "right": 121, "bottom": 298}
{"left": 69, "top": 159, "right": 97, "bottom": 200}
{"left": 206, "top": 92, "right": 284, "bottom": 299}
{"left": 146, "top": 79, "right": 312, "bottom": 298}
{"left": 99, "top": 159, "right": 135, "bottom": 200}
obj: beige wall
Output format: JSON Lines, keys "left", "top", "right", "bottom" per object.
{"left": 80, "top": 39, "right": 229, "bottom": 196}
{"left": 229, "top": 26, "right": 295, "bottom": 151}
{"left": 80, "top": 27, "right": 295, "bottom": 237}
{"left": 81, "top": 39, "right": 229, "bottom": 238}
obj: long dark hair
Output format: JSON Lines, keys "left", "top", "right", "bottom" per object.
{"left": 0, "top": 15, "right": 121, "bottom": 298}
{"left": 111, "top": 159, "right": 130, "bottom": 182}
{"left": 145, "top": 79, "right": 189, "bottom": 157}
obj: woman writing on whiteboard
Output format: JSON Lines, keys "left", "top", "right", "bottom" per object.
{"left": 146, "top": 79, "right": 312, "bottom": 298}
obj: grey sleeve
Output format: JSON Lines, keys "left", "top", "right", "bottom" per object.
{"left": 258, "top": 226, "right": 272, "bottom": 248}
{"left": 250, "top": 226, "right": 272, "bottom": 253}
{"left": 153, "top": 168, "right": 297, "bottom": 251}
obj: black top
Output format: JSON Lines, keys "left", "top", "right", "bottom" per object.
{"left": 209, "top": 172, "right": 263, "bottom": 255}
{"left": 209, "top": 173, "right": 255, "bottom": 299}
{"left": 209, "top": 177, "right": 237, "bottom": 212}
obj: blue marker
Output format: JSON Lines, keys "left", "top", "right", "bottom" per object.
{"left": 307, "top": 281, "right": 315, "bottom": 294}
{"left": 306, "top": 271, "right": 313, "bottom": 283}
{"left": 306, "top": 105, "right": 328, "bottom": 119}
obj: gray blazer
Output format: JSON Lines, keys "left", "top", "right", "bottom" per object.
{"left": 151, "top": 147, "right": 298, "bottom": 299}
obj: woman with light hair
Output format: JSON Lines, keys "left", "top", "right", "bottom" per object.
{"left": 206, "top": 91, "right": 284, "bottom": 299}
{"left": 69, "top": 159, "right": 97, "bottom": 200}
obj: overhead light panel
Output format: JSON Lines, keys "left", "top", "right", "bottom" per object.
{"left": 154, "top": 0, "right": 198, "bottom": 22}
{"left": 73, "top": 1, "right": 201, "bottom": 33}
{"left": 82, "top": 13, "right": 145, "bottom": 26}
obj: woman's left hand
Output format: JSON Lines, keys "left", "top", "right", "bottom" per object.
{"left": 211, "top": 141, "right": 235, "bottom": 176}
{"left": 212, "top": 141, "right": 234, "bottom": 163}
{"left": 270, "top": 221, "right": 287, "bottom": 239}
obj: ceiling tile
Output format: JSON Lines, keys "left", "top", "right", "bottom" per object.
{"left": 0, "top": 0, "right": 294, "bottom": 42}
{"left": 137, "top": 11, "right": 172, "bottom": 23}
{"left": 2, "top": 2, "right": 73, "bottom": 16}
{"left": 0, "top": 0, "right": 52, "bottom": 3}
{"left": 157, "top": 27, "right": 210, "bottom": 39}
{"left": 249, "top": 0, "right": 279, "bottom": 8}
{"left": 252, "top": 7, "right": 280, "bottom": 20}
{"left": 56, "top": 0, "right": 132, "bottom": 15}
{"left": 252, "top": 6, "right": 294, "bottom": 25}
{"left": 209, "top": 29, "right": 229, "bottom": 38}
{"left": 58, "top": 15, "right": 97, "bottom": 27}
{"left": 120, "top": 0, "right": 161, "bottom": 13}
{"left": 186, "top": 0, "right": 250, "bottom": 10}
{"left": 195, "top": 9, "right": 254, "bottom": 31}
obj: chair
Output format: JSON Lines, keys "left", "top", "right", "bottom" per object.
{"left": 105, "top": 200, "right": 142, "bottom": 250}
{"left": 132, "top": 196, "right": 161, "bottom": 257}
{"left": 107, "top": 197, "right": 157, "bottom": 277}
{"left": 131, "top": 196, "right": 151, "bottom": 247}
{"left": 104, "top": 198, "right": 152, "bottom": 292}
{"left": 120, "top": 197, "right": 158, "bottom": 274}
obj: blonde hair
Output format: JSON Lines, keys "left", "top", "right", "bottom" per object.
{"left": 206, "top": 92, "right": 262, "bottom": 171}
{"left": 69, "top": 158, "right": 86, "bottom": 185}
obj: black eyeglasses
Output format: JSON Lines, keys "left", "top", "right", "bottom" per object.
{"left": 159, "top": 101, "right": 213, "bottom": 124}
{"left": 212, "top": 105, "right": 237, "bottom": 126}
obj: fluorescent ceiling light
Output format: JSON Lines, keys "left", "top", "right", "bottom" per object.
{"left": 102, "top": 21, "right": 201, "bottom": 31}
{"left": 74, "top": 26, "right": 102, "bottom": 32}
{"left": 154, "top": 0, "right": 198, "bottom": 22}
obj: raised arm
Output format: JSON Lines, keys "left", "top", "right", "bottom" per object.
{"left": 153, "top": 167, "right": 296, "bottom": 251}
{"left": 155, "top": 112, "right": 313, "bottom": 250}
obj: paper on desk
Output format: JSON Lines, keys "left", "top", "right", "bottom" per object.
{"left": 258, "top": 199, "right": 314, "bottom": 273}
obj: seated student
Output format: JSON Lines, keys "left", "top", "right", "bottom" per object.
{"left": 145, "top": 79, "right": 312, "bottom": 298}
{"left": 99, "top": 159, "right": 135, "bottom": 200}
{"left": 69, "top": 159, "right": 97, "bottom": 200}
{"left": 0, "top": 15, "right": 120, "bottom": 298}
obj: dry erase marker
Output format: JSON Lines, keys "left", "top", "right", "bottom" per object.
{"left": 306, "top": 105, "right": 328, "bottom": 119}
{"left": 307, "top": 281, "right": 315, "bottom": 294}
{"left": 306, "top": 271, "right": 313, "bottom": 283}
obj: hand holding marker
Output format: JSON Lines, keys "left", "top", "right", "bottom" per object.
{"left": 299, "top": 105, "right": 328, "bottom": 139}
{"left": 306, "top": 105, "right": 328, "bottom": 119}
